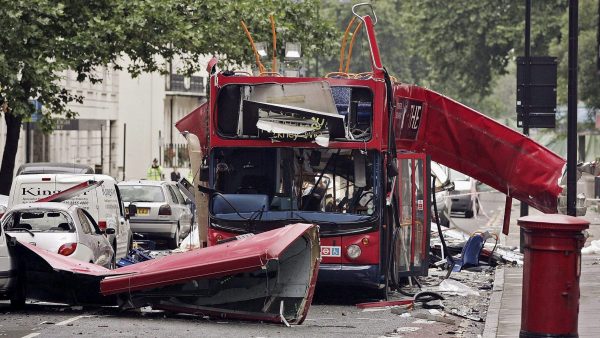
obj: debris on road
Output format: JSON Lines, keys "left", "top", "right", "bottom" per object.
{"left": 449, "top": 306, "right": 484, "bottom": 322}
{"left": 356, "top": 299, "right": 413, "bottom": 310}
{"left": 438, "top": 279, "right": 480, "bottom": 297}
{"left": 116, "top": 249, "right": 153, "bottom": 267}
{"left": 413, "top": 311, "right": 456, "bottom": 325}
{"left": 582, "top": 239, "right": 600, "bottom": 254}
{"left": 430, "top": 225, "right": 524, "bottom": 268}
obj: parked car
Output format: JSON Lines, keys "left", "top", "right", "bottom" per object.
{"left": 449, "top": 170, "right": 479, "bottom": 218}
{"left": 2, "top": 202, "right": 115, "bottom": 268}
{"left": 118, "top": 181, "right": 193, "bottom": 249}
{"left": 8, "top": 174, "right": 132, "bottom": 260}
{"left": 431, "top": 162, "right": 452, "bottom": 227}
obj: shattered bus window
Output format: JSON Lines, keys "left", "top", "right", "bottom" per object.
{"left": 216, "top": 82, "right": 373, "bottom": 142}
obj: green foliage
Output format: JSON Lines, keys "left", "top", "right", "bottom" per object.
{"left": 402, "top": 0, "right": 566, "bottom": 102}
{"left": 317, "top": 0, "right": 575, "bottom": 119}
{"left": 0, "top": 0, "right": 334, "bottom": 131}
{"left": 311, "top": 0, "right": 427, "bottom": 82}
{"left": 550, "top": 0, "right": 600, "bottom": 116}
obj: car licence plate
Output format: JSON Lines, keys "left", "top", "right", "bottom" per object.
{"left": 137, "top": 207, "right": 150, "bottom": 215}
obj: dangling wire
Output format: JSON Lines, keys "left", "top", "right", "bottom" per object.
{"left": 270, "top": 15, "right": 277, "bottom": 73}
{"left": 240, "top": 20, "right": 267, "bottom": 73}
{"left": 345, "top": 21, "right": 363, "bottom": 74}
{"left": 339, "top": 17, "right": 357, "bottom": 72}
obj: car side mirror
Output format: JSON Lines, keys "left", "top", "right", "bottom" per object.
{"left": 104, "top": 228, "right": 116, "bottom": 235}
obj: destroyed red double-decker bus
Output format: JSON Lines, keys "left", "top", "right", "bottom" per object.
{"left": 176, "top": 5, "right": 566, "bottom": 295}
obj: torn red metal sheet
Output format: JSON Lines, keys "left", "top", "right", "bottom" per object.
{"left": 15, "top": 240, "right": 118, "bottom": 276}
{"left": 9, "top": 238, "right": 120, "bottom": 305}
{"left": 35, "top": 180, "right": 103, "bottom": 203}
{"left": 10, "top": 224, "right": 319, "bottom": 324}
{"left": 101, "top": 223, "right": 320, "bottom": 324}
{"left": 394, "top": 84, "right": 565, "bottom": 213}
{"left": 175, "top": 102, "right": 209, "bottom": 153}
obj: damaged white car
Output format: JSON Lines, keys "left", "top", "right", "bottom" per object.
{"left": 2, "top": 203, "right": 115, "bottom": 268}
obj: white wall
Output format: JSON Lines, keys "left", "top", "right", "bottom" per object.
{"left": 0, "top": 57, "right": 213, "bottom": 182}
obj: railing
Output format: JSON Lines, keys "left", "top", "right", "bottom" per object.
{"left": 163, "top": 143, "right": 190, "bottom": 168}
{"left": 167, "top": 74, "right": 205, "bottom": 95}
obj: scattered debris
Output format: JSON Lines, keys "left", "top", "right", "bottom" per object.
{"left": 178, "top": 226, "right": 201, "bottom": 251}
{"left": 356, "top": 299, "right": 413, "bottom": 310}
{"left": 582, "top": 240, "right": 600, "bottom": 254}
{"left": 116, "top": 249, "right": 153, "bottom": 267}
{"left": 413, "top": 312, "right": 456, "bottom": 325}
{"left": 390, "top": 306, "right": 412, "bottom": 315}
{"left": 395, "top": 326, "right": 420, "bottom": 332}
{"left": 448, "top": 306, "right": 484, "bottom": 322}
{"left": 413, "top": 291, "right": 445, "bottom": 309}
{"left": 438, "top": 279, "right": 480, "bottom": 296}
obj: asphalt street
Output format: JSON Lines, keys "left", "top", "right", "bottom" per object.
{"left": 0, "top": 192, "right": 507, "bottom": 338}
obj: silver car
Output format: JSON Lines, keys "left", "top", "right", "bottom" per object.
{"left": 118, "top": 181, "right": 193, "bottom": 249}
{"left": 3, "top": 202, "right": 115, "bottom": 268}
{"left": 431, "top": 162, "right": 452, "bottom": 227}
{"left": 449, "top": 170, "right": 479, "bottom": 218}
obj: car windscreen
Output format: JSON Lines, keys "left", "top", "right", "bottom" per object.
{"left": 3, "top": 210, "right": 74, "bottom": 232}
{"left": 119, "top": 185, "right": 165, "bottom": 203}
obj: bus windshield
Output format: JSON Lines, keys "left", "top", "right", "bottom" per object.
{"left": 210, "top": 147, "right": 377, "bottom": 219}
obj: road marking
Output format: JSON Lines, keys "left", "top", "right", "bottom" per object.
{"left": 21, "top": 333, "right": 40, "bottom": 338}
{"left": 55, "top": 315, "right": 91, "bottom": 326}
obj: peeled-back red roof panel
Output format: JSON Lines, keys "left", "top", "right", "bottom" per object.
{"left": 394, "top": 84, "right": 564, "bottom": 213}
{"left": 100, "top": 223, "right": 315, "bottom": 295}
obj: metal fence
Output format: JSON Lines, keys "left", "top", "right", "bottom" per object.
{"left": 163, "top": 143, "right": 189, "bottom": 168}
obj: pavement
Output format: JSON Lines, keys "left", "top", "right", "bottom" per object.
{"left": 483, "top": 201, "right": 600, "bottom": 338}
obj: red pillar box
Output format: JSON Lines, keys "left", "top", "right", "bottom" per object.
{"left": 518, "top": 215, "right": 589, "bottom": 338}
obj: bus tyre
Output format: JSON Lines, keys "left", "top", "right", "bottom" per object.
{"left": 168, "top": 224, "right": 180, "bottom": 249}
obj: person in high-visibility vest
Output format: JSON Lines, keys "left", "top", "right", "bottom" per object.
{"left": 147, "top": 158, "right": 163, "bottom": 181}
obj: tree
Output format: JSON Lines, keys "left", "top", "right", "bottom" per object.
{"left": 0, "top": 0, "right": 335, "bottom": 194}
{"left": 401, "top": 0, "right": 566, "bottom": 105}
{"left": 311, "top": 1, "right": 427, "bottom": 82}
{"left": 316, "top": 1, "right": 567, "bottom": 115}
{"left": 550, "top": 0, "right": 600, "bottom": 115}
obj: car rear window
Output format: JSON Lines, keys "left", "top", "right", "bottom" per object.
{"left": 119, "top": 185, "right": 165, "bottom": 203}
{"left": 4, "top": 210, "right": 74, "bottom": 232}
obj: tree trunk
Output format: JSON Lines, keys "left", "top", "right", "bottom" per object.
{"left": 0, "top": 113, "right": 23, "bottom": 195}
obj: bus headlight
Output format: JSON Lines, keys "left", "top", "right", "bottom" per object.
{"left": 346, "top": 244, "right": 362, "bottom": 260}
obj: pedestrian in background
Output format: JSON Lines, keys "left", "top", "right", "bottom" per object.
{"left": 147, "top": 158, "right": 163, "bottom": 181}
{"left": 171, "top": 166, "right": 181, "bottom": 182}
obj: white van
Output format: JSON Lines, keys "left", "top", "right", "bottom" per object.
{"left": 8, "top": 174, "right": 132, "bottom": 261}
